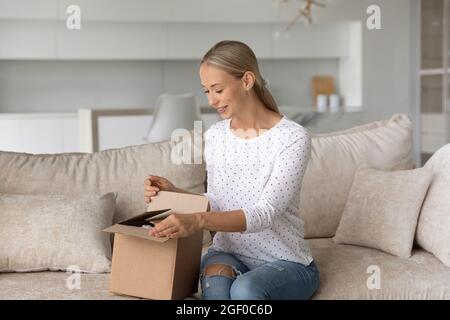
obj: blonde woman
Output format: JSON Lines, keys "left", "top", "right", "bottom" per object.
{"left": 144, "top": 40, "right": 319, "bottom": 300}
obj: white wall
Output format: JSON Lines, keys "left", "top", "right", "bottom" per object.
{"left": 0, "top": 59, "right": 339, "bottom": 113}
{"left": 0, "top": 0, "right": 417, "bottom": 142}
{"left": 284, "top": 0, "right": 416, "bottom": 142}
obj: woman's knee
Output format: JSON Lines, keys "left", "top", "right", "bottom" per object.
{"left": 229, "top": 275, "right": 266, "bottom": 300}
{"left": 202, "top": 263, "right": 236, "bottom": 279}
{"left": 200, "top": 264, "right": 237, "bottom": 300}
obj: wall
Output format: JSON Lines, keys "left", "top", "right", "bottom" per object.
{"left": 0, "top": 0, "right": 417, "bottom": 158}
{"left": 0, "top": 59, "right": 339, "bottom": 112}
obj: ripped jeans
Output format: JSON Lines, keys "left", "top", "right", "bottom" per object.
{"left": 199, "top": 248, "right": 320, "bottom": 300}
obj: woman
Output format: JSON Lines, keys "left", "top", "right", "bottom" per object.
{"left": 144, "top": 40, "right": 319, "bottom": 300}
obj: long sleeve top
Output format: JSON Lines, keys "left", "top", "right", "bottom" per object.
{"left": 203, "top": 114, "right": 314, "bottom": 269}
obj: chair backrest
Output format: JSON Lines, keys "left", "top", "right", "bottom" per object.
{"left": 144, "top": 93, "right": 203, "bottom": 143}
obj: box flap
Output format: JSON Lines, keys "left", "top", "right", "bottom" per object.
{"left": 147, "top": 191, "right": 209, "bottom": 213}
{"left": 103, "top": 208, "right": 172, "bottom": 243}
{"left": 146, "top": 209, "right": 176, "bottom": 221}
{"left": 104, "top": 224, "right": 169, "bottom": 243}
{"left": 114, "top": 208, "right": 172, "bottom": 225}
{"left": 104, "top": 191, "right": 208, "bottom": 243}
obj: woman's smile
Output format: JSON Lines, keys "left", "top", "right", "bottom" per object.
{"left": 217, "top": 105, "right": 228, "bottom": 113}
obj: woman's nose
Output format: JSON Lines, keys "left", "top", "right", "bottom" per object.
{"left": 208, "top": 95, "right": 219, "bottom": 107}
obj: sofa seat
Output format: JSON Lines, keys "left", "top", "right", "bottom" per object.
{"left": 0, "top": 272, "right": 136, "bottom": 300}
{"left": 309, "top": 238, "right": 450, "bottom": 299}
{"left": 1, "top": 239, "right": 449, "bottom": 300}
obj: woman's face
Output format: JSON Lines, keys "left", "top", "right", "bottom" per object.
{"left": 199, "top": 63, "right": 248, "bottom": 119}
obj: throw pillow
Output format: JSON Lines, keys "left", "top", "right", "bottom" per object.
{"left": 0, "top": 192, "right": 116, "bottom": 273}
{"left": 0, "top": 134, "right": 210, "bottom": 245}
{"left": 416, "top": 144, "right": 450, "bottom": 266}
{"left": 0, "top": 134, "right": 205, "bottom": 224}
{"left": 300, "top": 113, "right": 415, "bottom": 238}
{"left": 333, "top": 165, "right": 432, "bottom": 258}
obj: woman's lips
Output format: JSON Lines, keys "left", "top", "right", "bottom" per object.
{"left": 217, "top": 105, "right": 228, "bottom": 113}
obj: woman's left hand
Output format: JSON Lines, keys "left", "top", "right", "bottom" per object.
{"left": 148, "top": 212, "right": 203, "bottom": 239}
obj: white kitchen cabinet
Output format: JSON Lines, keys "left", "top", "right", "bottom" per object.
{"left": 56, "top": 21, "right": 168, "bottom": 60}
{"left": 0, "top": 19, "right": 57, "bottom": 59}
{"left": 0, "top": 113, "right": 78, "bottom": 153}
{"left": 0, "top": 16, "right": 362, "bottom": 110}
{"left": 0, "top": 118, "right": 22, "bottom": 151}
{"left": 272, "top": 22, "right": 351, "bottom": 59}
{"left": 0, "top": 16, "right": 358, "bottom": 61}
{"left": 166, "top": 23, "right": 273, "bottom": 59}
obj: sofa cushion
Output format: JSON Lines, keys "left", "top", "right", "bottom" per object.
{"left": 309, "top": 239, "right": 450, "bottom": 299}
{"left": 0, "top": 272, "right": 135, "bottom": 300}
{"left": 0, "top": 271, "right": 202, "bottom": 300}
{"left": 333, "top": 166, "right": 432, "bottom": 258}
{"left": 0, "top": 192, "right": 115, "bottom": 273}
{"left": 2, "top": 240, "right": 449, "bottom": 300}
{"left": 0, "top": 138, "right": 205, "bottom": 224}
{"left": 300, "top": 113, "right": 415, "bottom": 238}
{"left": 416, "top": 144, "right": 450, "bottom": 267}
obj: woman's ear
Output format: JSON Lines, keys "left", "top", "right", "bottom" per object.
{"left": 241, "top": 71, "right": 256, "bottom": 91}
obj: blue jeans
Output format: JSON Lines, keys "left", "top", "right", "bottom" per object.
{"left": 200, "top": 248, "right": 320, "bottom": 300}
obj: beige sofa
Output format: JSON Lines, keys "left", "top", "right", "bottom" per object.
{"left": 1, "top": 113, "right": 449, "bottom": 300}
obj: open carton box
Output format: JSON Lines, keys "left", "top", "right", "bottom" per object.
{"left": 104, "top": 191, "right": 209, "bottom": 300}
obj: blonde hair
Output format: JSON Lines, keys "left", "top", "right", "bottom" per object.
{"left": 200, "top": 40, "right": 280, "bottom": 114}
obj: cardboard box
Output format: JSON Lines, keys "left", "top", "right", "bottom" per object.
{"left": 104, "top": 191, "right": 209, "bottom": 300}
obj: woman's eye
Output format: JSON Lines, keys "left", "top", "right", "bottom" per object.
{"left": 203, "top": 89, "right": 222, "bottom": 94}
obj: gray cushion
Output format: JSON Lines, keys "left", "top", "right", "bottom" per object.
{"left": 333, "top": 166, "right": 432, "bottom": 258}
{"left": 0, "top": 272, "right": 135, "bottom": 300}
{"left": 310, "top": 239, "right": 450, "bottom": 299}
{"left": 0, "top": 139, "right": 205, "bottom": 224}
{"left": 301, "top": 114, "right": 415, "bottom": 238}
{"left": 2, "top": 240, "right": 449, "bottom": 300}
{"left": 416, "top": 144, "right": 450, "bottom": 266}
{"left": 0, "top": 192, "right": 116, "bottom": 273}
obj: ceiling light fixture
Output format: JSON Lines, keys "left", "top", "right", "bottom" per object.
{"left": 274, "top": 0, "right": 326, "bottom": 37}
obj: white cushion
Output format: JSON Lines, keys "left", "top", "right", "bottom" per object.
{"left": 300, "top": 114, "right": 415, "bottom": 238}
{"left": 0, "top": 139, "right": 206, "bottom": 224}
{"left": 0, "top": 193, "right": 116, "bottom": 273}
{"left": 333, "top": 166, "right": 432, "bottom": 258}
{"left": 416, "top": 144, "right": 450, "bottom": 266}
{"left": 0, "top": 138, "right": 208, "bottom": 244}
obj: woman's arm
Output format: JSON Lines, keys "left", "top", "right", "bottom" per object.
{"left": 198, "top": 209, "right": 246, "bottom": 232}
{"left": 149, "top": 209, "right": 246, "bottom": 238}
{"left": 149, "top": 210, "right": 246, "bottom": 238}
{"left": 240, "top": 132, "right": 311, "bottom": 233}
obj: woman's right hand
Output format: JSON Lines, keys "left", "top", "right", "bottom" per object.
{"left": 144, "top": 175, "right": 176, "bottom": 203}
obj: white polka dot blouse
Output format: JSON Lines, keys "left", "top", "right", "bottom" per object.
{"left": 203, "top": 114, "right": 314, "bottom": 269}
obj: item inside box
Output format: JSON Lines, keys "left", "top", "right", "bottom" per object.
{"left": 118, "top": 208, "right": 171, "bottom": 229}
